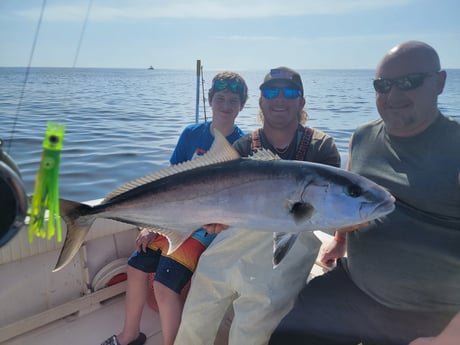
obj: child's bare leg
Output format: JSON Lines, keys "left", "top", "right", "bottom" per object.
{"left": 154, "top": 281, "right": 184, "bottom": 345}
{"left": 117, "top": 265, "right": 149, "bottom": 345}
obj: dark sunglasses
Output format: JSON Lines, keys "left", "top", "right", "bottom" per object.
{"left": 261, "top": 87, "right": 301, "bottom": 100}
{"left": 213, "top": 79, "right": 246, "bottom": 94}
{"left": 373, "top": 72, "right": 435, "bottom": 94}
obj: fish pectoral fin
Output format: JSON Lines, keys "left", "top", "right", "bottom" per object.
{"left": 141, "top": 226, "right": 193, "bottom": 255}
{"left": 273, "top": 232, "right": 299, "bottom": 269}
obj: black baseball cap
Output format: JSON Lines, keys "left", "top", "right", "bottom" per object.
{"left": 259, "top": 67, "right": 304, "bottom": 96}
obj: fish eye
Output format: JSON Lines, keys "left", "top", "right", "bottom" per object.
{"left": 345, "top": 184, "right": 362, "bottom": 198}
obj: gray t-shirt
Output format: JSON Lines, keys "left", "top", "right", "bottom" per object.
{"left": 345, "top": 114, "right": 460, "bottom": 312}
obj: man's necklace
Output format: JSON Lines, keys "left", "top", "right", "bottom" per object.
{"left": 260, "top": 130, "right": 293, "bottom": 156}
{"left": 273, "top": 145, "right": 290, "bottom": 154}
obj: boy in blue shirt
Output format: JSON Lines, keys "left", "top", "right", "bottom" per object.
{"left": 102, "top": 71, "right": 248, "bottom": 345}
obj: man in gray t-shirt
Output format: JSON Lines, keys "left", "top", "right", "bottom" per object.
{"left": 270, "top": 41, "right": 460, "bottom": 345}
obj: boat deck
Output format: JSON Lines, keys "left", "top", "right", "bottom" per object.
{"left": 0, "top": 231, "right": 333, "bottom": 345}
{"left": 3, "top": 290, "right": 163, "bottom": 345}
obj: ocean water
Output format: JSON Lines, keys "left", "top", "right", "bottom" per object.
{"left": 1, "top": 67, "right": 459, "bottom": 202}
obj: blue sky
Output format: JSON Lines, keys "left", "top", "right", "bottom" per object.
{"left": 1, "top": 0, "right": 459, "bottom": 70}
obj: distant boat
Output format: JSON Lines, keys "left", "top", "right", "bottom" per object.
{"left": 148, "top": 65, "right": 154, "bottom": 70}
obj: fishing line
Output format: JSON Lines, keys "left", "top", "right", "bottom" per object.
{"left": 6, "top": 0, "right": 48, "bottom": 153}
{"left": 71, "top": 0, "right": 94, "bottom": 70}
{"left": 55, "top": 0, "right": 94, "bottom": 122}
{"left": 8, "top": 0, "right": 93, "bottom": 150}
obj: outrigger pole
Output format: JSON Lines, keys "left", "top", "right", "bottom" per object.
{"left": 195, "top": 59, "right": 201, "bottom": 123}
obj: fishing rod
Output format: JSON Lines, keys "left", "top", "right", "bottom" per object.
{"left": 195, "top": 59, "right": 208, "bottom": 123}
{"left": 0, "top": 139, "right": 28, "bottom": 248}
{"left": 0, "top": 0, "right": 49, "bottom": 247}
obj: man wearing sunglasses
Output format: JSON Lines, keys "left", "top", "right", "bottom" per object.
{"left": 270, "top": 41, "right": 460, "bottom": 345}
{"left": 174, "top": 67, "right": 341, "bottom": 345}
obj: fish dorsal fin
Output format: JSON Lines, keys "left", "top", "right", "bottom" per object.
{"left": 247, "top": 148, "right": 280, "bottom": 161}
{"left": 103, "top": 128, "right": 241, "bottom": 202}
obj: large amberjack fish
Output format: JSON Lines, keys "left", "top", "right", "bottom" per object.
{"left": 54, "top": 130, "right": 395, "bottom": 271}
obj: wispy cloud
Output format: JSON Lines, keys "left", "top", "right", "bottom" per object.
{"left": 15, "top": 0, "right": 413, "bottom": 22}
{"left": 214, "top": 35, "right": 280, "bottom": 41}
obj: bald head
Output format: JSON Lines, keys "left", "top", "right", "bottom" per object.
{"left": 376, "top": 41, "right": 441, "bottom": 78}
{"left": 374, "top": 41, "right": 446, "bottom": 137}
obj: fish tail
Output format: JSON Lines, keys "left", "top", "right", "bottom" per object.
{"left": 53, "top": 199, "right": 94, "bottom": 272}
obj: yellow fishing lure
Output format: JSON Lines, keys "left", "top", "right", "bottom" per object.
{"left": 29, "top": 122, "right": 65, "bottom": 242}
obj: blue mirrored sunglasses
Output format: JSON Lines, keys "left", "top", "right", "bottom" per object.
{"left": 261, "top": 87, "right": 301, "bottom": 100}
{"left": 373, "top": 72, "right": 435, "bottom": 94}
{"left": 213, "top": 79, "right": 246, "bottom": 94}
